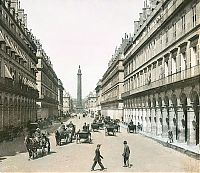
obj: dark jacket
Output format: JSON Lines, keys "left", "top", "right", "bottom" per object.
{"left": 93, "top": 148, "right": 103, "bottom": 161}
{"left": 123, "top": 145, "right": 130, "bottom": 158}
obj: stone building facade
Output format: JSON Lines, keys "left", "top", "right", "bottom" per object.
{"left": 95, "top": 79, "right": 102, "bottom": 115}
{"left": 0, "top": 0, "right": 38, "bottom": 132}
{"left": 122, "top": 0, "right": 200, "bottom": 146}
{"left": 85, "top": 91, "right": 97, "bottom": 115}
{"left": 36, "top": 41, "right": 58, "bottom": 120}
{"left": 101, "top": 39, "right": 129, "bottom": 120}
{"left": 58, "top": 79, "right": 64, "bottom": 117}
{"left": 63, "top": 91, "right": 73, "bottom": 115}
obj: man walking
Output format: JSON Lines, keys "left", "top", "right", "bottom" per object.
{"left": 122, "top": 141, "right": 130, "bottom": 167}
{"left": 91, "top": 144, "right": 106, "bottom": 171}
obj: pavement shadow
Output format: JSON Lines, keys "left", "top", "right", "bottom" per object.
{"left": 29, "top": 151, "right": 57, "bottom": 160}
{"left": 0, "top": 157, "right": 7, "bottom": 162}
{"left": 0, "top": 136, "right": 27, "bottom": 157}
{"left": 94, "top": 168, "right": 107, "bottom": 171}
{"left": 91, "top": 131, "right": 101, "bottom": 133}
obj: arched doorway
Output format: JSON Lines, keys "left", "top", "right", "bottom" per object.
{"left": 164, "top": 96, "right": 169, "bottom": 130}
{"left": 180, "top": 93, "right": 187, "bottom": 142}
{"left": 190, "top": 91, "right": 199, "bottom": 145}
{"left": 171, "top": 94, "right": 178, "bottom": 140}
{"left": 158, "top": 97, "right": 163, "bottom": 134}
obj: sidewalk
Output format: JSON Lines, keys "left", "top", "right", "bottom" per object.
{"left": 120, "top": 123, "right": 200, "bottom": 160}
{"left": 0, "top": 118, "right": 70, "bottom": 158}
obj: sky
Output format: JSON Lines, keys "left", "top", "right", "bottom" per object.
{"left": 20, "top": 0, "right": 144, "bottom": 98}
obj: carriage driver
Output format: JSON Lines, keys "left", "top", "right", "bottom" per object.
{"left": 129, "top": 120, "right": 133, "bottom": 126}
{"left": 83, "top": 122, "right": 88, "bottom": 131}
{"left": 34, "top": 128, "right": 42, "bottom": 142}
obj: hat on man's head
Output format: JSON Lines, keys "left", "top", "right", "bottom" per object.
{"left": 123, "top": 141, "right": 127, "bottom": 144}
{"left": 97, "top": 144, "right": 101, "bottom": 147}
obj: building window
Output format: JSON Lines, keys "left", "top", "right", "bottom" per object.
{"left": 173, "top": 23, "right": 176, "bottom": 39}
{"left": 165, "top": 30, "right": 168, "bottom": 44}
{"left": 192, "top": 5, "right": 197, "bottom": 27}
{"left": 191, "top": 45, "right": 199, "bottom": 66}
{"left": 181, "top": 15, "right": 186, "bottom": 32}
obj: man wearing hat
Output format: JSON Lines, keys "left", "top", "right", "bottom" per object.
{"left": 122, "top": 141, "right": 130, "bottom": 167}
{"left": 91, "top": 144, "right": 106, "bottom": 171}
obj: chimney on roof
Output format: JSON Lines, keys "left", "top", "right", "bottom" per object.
{"left": 23, "top": 14, "right": 27, "bottom": 28}
{"left": 134, "top": 21, "right": 140, "bottom": 34}
{"left": 149, "top": 0, "right": 159, "bottom": 10}
{"left": 18, "top": 8, "right": 25, "bottom": 25}
{"left": 139, "top": 13, "right": 144, "bottom": 26}
{"left": 10, "top": 0, "right": 18, "bottom": 13}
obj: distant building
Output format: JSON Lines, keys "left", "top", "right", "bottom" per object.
{"left": 85, "top": 91, "right": 97, "bottom": 115}
{"left": 95, "top": 79, "right": 102, "bottom": 115}
{"left": 58, "top": 79, "right": 64, "bottom": 117}
{"left": 63, "top": 91, "right": 73, "bottom": 115}
{"left": 100, "top": 37, "right": 129, "bottom": 120}
{"left": 36, "top": 41, "right": 58, "bottom": 120}
{"left": 0, "top": 0, "right": 38, "bottom": 133}
{"left": 122, "top": 0, "right": 200, "bottom": 146}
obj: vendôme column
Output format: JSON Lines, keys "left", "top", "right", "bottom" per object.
{"left": 76, "top": 65, "right": 83, "bottom": 113}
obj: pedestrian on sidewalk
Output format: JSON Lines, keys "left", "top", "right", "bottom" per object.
{"left": 168, "top": 130, "right": 173, "bottom": 143}
{"left": 91, "top": 144, "right": 106, "bottom": 171}
{"left": 122, "top": 141, "right": 130, "bottom": 167}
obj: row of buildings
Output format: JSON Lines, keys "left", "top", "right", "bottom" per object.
{"left": 0, "top": 0, "right": 73, "bottom": 135}
{"left": 94, "top": 0, "right": 200, "bottom": 147}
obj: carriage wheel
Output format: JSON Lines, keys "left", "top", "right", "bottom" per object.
{"left": 76, "top": 135, "right": 79, "bottom": 144}
{"left": 48, "top": 146, "right": 50, "bottom": 154}
{"left": 41, "top": 148, "right": 45, "bottom": 156}
{"left": 32, "top": 151, "right": 35, "bottom": 159}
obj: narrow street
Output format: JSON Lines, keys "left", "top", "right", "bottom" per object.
{"left": 0, "top": 116, "right": 199, "bottom": 172}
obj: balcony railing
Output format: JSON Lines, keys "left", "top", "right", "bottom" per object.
{"left": 0, "top": 10, "right": 37, "bottom": 60}
{"left": 122, "top": 64, "right": 200, "bottom": 98}
{"left": 0, "top": 77, "right": 38, "bottom": 98}
{"left": 101, "top": 96, "right": 120, "bottom": 104}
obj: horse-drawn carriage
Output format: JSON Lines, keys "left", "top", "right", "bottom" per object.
{"left": 104, "top": 116, "right": 111, "bottom": 125}
{"left": 76, "top": 130, "right": 92, "bottom": 144}
{"left": 55, "top": 125, "right": 73, "bottom": 146}
{"left": 113, "top": 123, "right": 120, "bottom": 132}
{"left": 105, "top": 124, "right": 116, "bottom": 136}
{"left": 91, "top": 123, "right": 99, "bottom": 131}
{"left": 25, "top": 133, "right": 50, "bottom": 160}
{"left": 127, "top": 124, "right": 136, "bottom": 133}
{"left": 97, "top": 122, "right": 104, "bottom": 129}
{"left": 66, "top": 124, "right": 76, "bottom": 138}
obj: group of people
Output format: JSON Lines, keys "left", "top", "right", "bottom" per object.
{"left": 55, "top": 121, "right": 75, "bottom": 145}
{"left": 91, "top": 140, "right": 131, "bottom": 171}
{"left": 24, "top": 128, "right": 50, "bottom": 160}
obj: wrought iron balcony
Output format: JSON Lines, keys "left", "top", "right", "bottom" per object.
{"left": 122, "top": 64, "right": 200, "bottom": 98}
{"left": 0, "top": 77, "right": 38, "bottom": 98}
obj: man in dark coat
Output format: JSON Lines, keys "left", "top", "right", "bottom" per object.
{"left": 122, "top": 141, "right": 130, "bottom": 167}
{"left": 91, "top": 144, "right": 106, "bottom": 171}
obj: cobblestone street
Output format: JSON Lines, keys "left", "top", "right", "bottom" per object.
{"left": 0, "top": 116, "right": 199, "bottom": 172}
